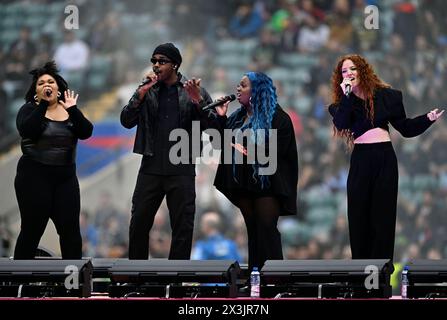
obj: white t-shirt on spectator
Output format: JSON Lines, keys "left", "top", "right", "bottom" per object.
{"left": 54, "top": 40, "right": 90, "bottom": 71}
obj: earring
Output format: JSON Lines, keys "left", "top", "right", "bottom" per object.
{"left": 57, "top": 91, "right": 61, "bottom": 98}
{"left": 34, "top": 94, "right": 38, "bottom": 102}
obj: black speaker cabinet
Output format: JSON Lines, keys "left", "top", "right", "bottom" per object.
{"left": 108, "top": 259, "right": 240, "bottom": 298}
{"left": 90, "top": 258, "right": 119, "bottom": 293}
{"left": 406, "top": 259, "right": 447, "bottom": 299}
{"left": 261, "top": 259, "right": 393, "bottom": 298}
{"left": 91, "top": 258, "right": 119, "bottom": 278}
{"left": 0, "top": 258, "right": 92, "bottom": 297}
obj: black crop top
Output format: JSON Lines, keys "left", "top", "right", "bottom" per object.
{"left": 328, "top": 87, "right": 433, "bottom": 139}
{"left": 16, "top": 100, "right": 93, "bottom": 166}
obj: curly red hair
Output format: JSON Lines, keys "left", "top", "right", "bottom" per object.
{"left": 330, "top": 54, "right": 390, "bottom": 144}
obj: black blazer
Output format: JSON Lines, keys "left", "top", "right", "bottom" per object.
{"left": 328, "top": 87, "right": 433, "bottom": 139}
{"left": 120, "top": 73, "right": 218, "bottom": 156}
{"left": 214, "top": 105, "right": 299, "bottom": 216}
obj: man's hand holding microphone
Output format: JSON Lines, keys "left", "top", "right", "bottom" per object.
{"left": 137, "top": 70, "right": 159, "bottom": 100}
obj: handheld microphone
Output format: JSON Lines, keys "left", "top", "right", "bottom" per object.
{"left": 202, "top": 94, "right": 236, "bottom": 111}
{"left": 139, "top": 70, "right": 160, "bottom": 87}
{"left": 345, "top": 78, "right": 354, "bottom": 97}
{"left": 140, "top": 78, "right": 153, "bottom": 86}
{"left": 138, "top": 78, "right": 157, "bottom": 91}
{"left": 345, "top": 83, "right": 351, "bottom": 96}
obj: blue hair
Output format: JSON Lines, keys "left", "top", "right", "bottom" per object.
{"left": 233, "top": 72, "right": 278, "bottom": 189}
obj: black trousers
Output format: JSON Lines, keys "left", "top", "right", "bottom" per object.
{"left": 347, "top": 142, "right": 398, "bottom": 260}
{"left": 128, "top": 173, "right": 196, "bottom": 259}
{"left": 14, "top": 157, "right": 82, "bottom": 259}
{"left": 236, "top": 194, "right": 283, "bottom": 271}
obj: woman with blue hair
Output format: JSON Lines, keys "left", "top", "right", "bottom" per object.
{"left": 214, "top": 72, "right": 298, "bottom": 271}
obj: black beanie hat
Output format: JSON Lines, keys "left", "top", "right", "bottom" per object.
{"left": 152, "top": 43, "right": 182, "bottom": 66}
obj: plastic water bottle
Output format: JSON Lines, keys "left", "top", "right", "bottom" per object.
{"left": 250, "top": 267, "right": 260, "bottom": 298}
{"left": 401, "top": 266, "right": 409, "bottom": 299}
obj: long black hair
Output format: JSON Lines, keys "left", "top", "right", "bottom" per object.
{"left": 25, "top": 61, "right": 68, "bottom": 103}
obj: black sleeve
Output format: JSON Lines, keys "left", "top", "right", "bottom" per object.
{"left": 16, "top": 100, "right": 49, "bottom": 140}
{"left": 192, "top": 88, "right": 224, "bottom": 131}
{"left": 120, "top": 90, "right": 145, "bottom": 129}
{"left": 209, "top": 115, "right": 228, "bottom": 151}
{"left": 276, "top": 113, "right": 295, "bottom": 158}
{"left": 386, "top": 89, "right": 434, "bottom": 138}
{"left": 67, "top": 105, "right": 93, "bottom": 140}
{"left": 256, "top": 110, "right": 294, "bottom": 159}
{"left": 328, "top": 94, "right": 355, "bottom": 130}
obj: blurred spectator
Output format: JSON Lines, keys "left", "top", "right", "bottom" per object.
{"left": 6, "top": 26, "right": 36, "bottom": 72}
{"left": 149, "top": 206, "right": 171, "bottom": 258}
{"left": 419, "top": 0, "right": 447, "bottom": 46}
{"left": 393, "top": 1, "right": 418, "bottom": 51}
{"left": 54, "top": 31, "right": 90, "bottom": 73}
{"left": 251, "top": 27, "right": 279, "bottom": 70}
{"left": 80, "top": 210, "right": 98, "bottom": 257}
{"left": 308, "top": 54, "right": 333, "bottom": 93}
{"left": 54, "top": 31, "right": 90, "bottom": 90}
{"left": 229, "top": 2, "right": 265, "bottom": 38}
{"left": 192, "top": 211, "right": 241, "bottom": 261}
{"left": 88, "top": 12, "right": 130, "bottom": 86}
{"left": 4, "top": 27, "right": 37, "bottom": 99}
{"left": 32, "top": 33, "right": 54, "bottom": 69}
{"left": 277, "top": 16, "right": 299, "bottom": 52}
{"left": 301, "top": 0, "right": 325, "bottom": 22}
{"left": 91, "top": 191, "right": 127, "bottom": 258}
{"left": 325, "top": 0, "right": 353, "bottom": 52}
{"left": 328, "top": 214, "right": 349, "bottom": 257}
{"left": 94, "top": 191, "right": 123, "bottom": 228}
{"left": 351, "top": 0, "right": 379, "bottom": 52}
{"left": 269, "top": 0, "right": 292, "bottom": 33}
{"left": 97, "top": 215, "right": 128, "bottom": 258}
{"left": 298, "top": 14, "right": 329, "bottom": 53}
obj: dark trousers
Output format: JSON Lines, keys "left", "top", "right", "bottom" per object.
{"left": 128, "top": 173, "right": 196, "bottom": 259}
{"left": 236, "top": 195, "right": 283, "bottom": 271}
{"left": 347, "top": 142, "right": 398, "bottom": 260}
{"left": 14, "top": 157, "right": 82, "bottom": 259}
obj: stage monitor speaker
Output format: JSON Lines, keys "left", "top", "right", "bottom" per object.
{"left": 90, "top": 258, "right": 119, "bottom": 293}
{"left": 261, "top": 259, "right": 393, "bottom": 298}
{"left": 91, "top": 258, "right": 119, "bottom": 278}
{"left": 406, "top": 259, "right": 447, "bottom": 299}
{"left": 109, "top": 259, "right": 240, "bottom": 298}
{"left": 0, "top": 258, "right": 92, "bottom": 297}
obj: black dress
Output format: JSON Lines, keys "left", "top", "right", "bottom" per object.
{"left": 214, "top": 105, "right": 298, "bottom": 216}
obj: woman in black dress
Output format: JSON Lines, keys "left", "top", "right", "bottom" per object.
{"left": 214, "top": 72, "right": 298, "bottom": 271}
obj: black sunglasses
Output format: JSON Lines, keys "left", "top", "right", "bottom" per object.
{"left": 150, "top": 58, "right": 172, "bottom": 65}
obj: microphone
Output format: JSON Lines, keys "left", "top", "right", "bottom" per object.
{"left": 345, "top": 78, "right": 354, "bottom": 97}
{"left": 139, "top": 72, "right": 160, "bottom": 87}
{"left": 345, "top": 83, "right": 351, "bottom": 96}
{"left": 140, "top": 78, "right": 153, "bottom": 86}
{"left": 202, "top": 94, "right": 236, "bottom": 111}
